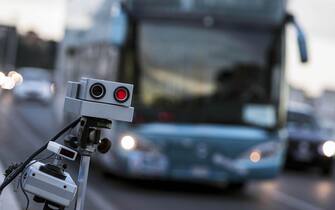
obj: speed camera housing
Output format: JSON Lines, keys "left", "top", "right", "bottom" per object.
{"left": 64, "top": 78, "right": 134, "bottom": 122}
{"left": 22, "top": 162, "right": 77, "bottom": 208}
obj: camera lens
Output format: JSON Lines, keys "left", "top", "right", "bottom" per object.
{"left": 114, "top": 87, "right": 129, "bottom": 103}
{"left": 89, "top": 83, "right": 106, "bottom": 99}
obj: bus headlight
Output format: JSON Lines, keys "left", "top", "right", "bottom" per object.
{"left": 120, "top": 135, "right": 158, "bottom": 152}
{"left": 321, "top": 141, "right": 335, "bottom": 157}
{"left": 240, "top": 142, "right": 281, "bottom": 163}
{"left": 120, "top": 135, "right": 136, "bottom": 150}
{"left": 249, "top": 150, "right": 262, "bottom": 163}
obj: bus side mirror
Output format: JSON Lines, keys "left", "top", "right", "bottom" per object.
{"left": 286, "top": 14, "right": 308, "bottom": 63}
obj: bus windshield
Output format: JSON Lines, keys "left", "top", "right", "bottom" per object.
{"left": 135, "top": 22, "right": 277, "bottom": 126}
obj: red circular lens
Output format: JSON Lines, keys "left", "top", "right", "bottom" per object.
{"left": 114, "top": 87, "right": 129, "bottom": 102}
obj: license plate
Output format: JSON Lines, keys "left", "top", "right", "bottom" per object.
{"left": 295, "top": 142, "right": 312, "bottom": 161}
{"left": 128, "top": 152, "right": 168, "bottom": 174}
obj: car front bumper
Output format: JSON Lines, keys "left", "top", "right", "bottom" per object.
{"left": 286, "top": 140, "right": 333, "bottom": 168}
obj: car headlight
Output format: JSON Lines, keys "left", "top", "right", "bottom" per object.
{"left": 240, "top": 141, "right": 281, "bottom": 163}
{"left": 0, "top": 72, "right": 5, "bottom": 86}
{"left": 321, "top": 141, "right": 335, "bottom": 157}
{"left": 9, "top": 71, "right": 23, "bottom": 85}
{"left": 1, "top": 76, "right": 15, "bottom": 90}
{"left": 50, "top": 83, "right": 56, "bottom": 94}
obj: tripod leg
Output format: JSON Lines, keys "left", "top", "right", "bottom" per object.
{"left": 75, "top": 155, "right": 91, "bottom": 210}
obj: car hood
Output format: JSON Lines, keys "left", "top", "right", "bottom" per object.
{"left": 288, "top": 128, "right": 326, "bottom": 142}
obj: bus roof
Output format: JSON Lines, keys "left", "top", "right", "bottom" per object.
{"left": 127, "top": 0, "right": 286, "bottom": 27}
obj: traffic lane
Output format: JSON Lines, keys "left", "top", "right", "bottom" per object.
{"left": 88, "top": 168, "right": 334, "bottom": 210}
{"left": 14, "top": 99, "right": 61, "bottom": 139}
{"left": 0, "top": 94, "right": 61, "bottom": 162}
{"left": 272, "top": 170, "right": 334, "bottom": 210}
{"left": 0, "top": 94, "right": 43, "bottom": 162}
{"left": 0, "top": 94, "right": 52, "bottom": 210}
{"left": 86, "top": 163, "right": 331, "bottom": 210}
{"left": 0, "top": 94, "right": 101, "bottom": 210}
{"left": 87, "top": 167, "right": 271, "bottom": 210}
{"left": 2, "top": 93, "right": 334, "bottom": 210}
{"left": 3, "top": 95, "right": 110, "bottom": 210}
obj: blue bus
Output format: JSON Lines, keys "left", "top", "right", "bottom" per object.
{"left": 57, "top": 0, "right": 308, "bottom": 189}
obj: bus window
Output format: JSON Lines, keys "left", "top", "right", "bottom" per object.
{"left": 133, "top": 22, "right": 278, "bottom": 126}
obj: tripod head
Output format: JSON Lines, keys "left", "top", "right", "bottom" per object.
{"left": 64, "top": 78, "right": 134, "bottom": 156}
{"left": 64, "top": 117, "right": 113, "bottom": 155}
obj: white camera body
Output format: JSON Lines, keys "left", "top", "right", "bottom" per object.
{"left": 22, "top": 162, "right": 77, "bottom": 207}
{"left": 64, "top": 78, "right": 134, "bottom": 122}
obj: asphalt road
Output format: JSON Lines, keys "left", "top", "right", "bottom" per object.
{"left": 0, "top": 93, "right": 334, "bottom": 210}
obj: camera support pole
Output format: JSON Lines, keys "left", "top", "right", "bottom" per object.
{"left": 75, "top": 155, "right": 91, "bottom": 210}
{"left": 74, "top": 117, "right": 112, "bottom": 210}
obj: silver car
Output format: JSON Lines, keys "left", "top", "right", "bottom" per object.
{"left": 13, "top": 67, "right": 55, "bottom": 104}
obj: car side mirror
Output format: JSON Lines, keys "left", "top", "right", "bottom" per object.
{"left": 286, "top": 14, "right": 308, "bottom": 63}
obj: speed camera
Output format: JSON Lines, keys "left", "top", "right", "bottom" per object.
{"left": 64, "top": 78, "right": 134, "bottom": 122}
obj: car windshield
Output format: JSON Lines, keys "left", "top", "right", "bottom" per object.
{"left": 19, "top": 68, "right": 51, "bottom": 81}
{"left": 135, "top": 22, "right": 277, "bottom": 126}
{"left": 287, "top": 111, "right": 319, "bottom": 130}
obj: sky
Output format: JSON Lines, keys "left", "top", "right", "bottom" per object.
{"left": 0, "top": 0, "right": 334, "bottom": 96}
{"left": 287, "top": 0, "right": 335, "bottom": 96}
{"left": 0, "top": 0, "right": 66, "bottom": 40}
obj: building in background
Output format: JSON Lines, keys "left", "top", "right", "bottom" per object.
{"left": 0, "top": 24, "right": 57, "bottom": 72}
{"left": 16, "top": 31, "right": 57, "bottom": 70}
{"left": 315, "top": 90, "right": 335, "bottom": 136}
{"left": 0, "top": 25, "right": 18, "bottom": 70}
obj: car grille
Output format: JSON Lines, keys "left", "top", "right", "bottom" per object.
{"left": 287, "top": 139, "right": 321, "bottom": 156}
{"left": 156, "top": 137, "right": 257, "bottom": 170}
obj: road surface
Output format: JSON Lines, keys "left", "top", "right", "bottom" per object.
{"left": 0, "top": 93, "right": 334, "bottom": 210}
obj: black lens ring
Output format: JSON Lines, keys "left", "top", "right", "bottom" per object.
{"left": 114, "top": 86, "right": 129, "bottom": 102}
{"left": 89, "top": 83, "right": 106, "bottom": 99}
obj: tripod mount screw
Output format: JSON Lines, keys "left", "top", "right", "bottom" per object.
{"left": 97, "top": 138, "right": 112, "bottom": 154}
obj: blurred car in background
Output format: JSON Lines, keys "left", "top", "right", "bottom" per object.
{"left": 285, "top": 107, "right": 335, "bottom": 176}
{"left": 13, "top": 67, "right": 54, "bottom": 104}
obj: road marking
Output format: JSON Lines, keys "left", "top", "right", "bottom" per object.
{"left": 0, "top": 163, "right": 21, "bottom": 210}
{"left": 271, "top": 190, "right": 324, "bottom": 210}
{"left": 86, "top": 186, "right": 119, "bottom": 210}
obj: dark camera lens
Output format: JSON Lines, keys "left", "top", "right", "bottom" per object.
{"left": 89, "top": 83, "right": 106, "bottom": 99}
